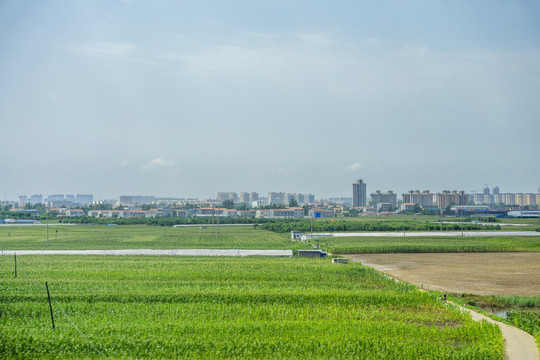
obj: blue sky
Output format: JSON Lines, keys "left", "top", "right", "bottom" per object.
{"left": 1, "top": 0, "right": 539, "bottom": 200}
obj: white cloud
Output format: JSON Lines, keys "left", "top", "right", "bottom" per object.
{"left": 140, "top": 158, "right": 177, "bottom": 171}
{"left": 346, "top": 163, "right": 363, "bottom": 171}
{"left": 157, "top": 45, "right": 271, "bottom": 77}
{"left": 245, "top": 32, "right": 279, "bottom": 40}
{"left": 295, "top": 31, "right": 338, "bottom": 46}
{"left": 78, "top": 42, "right": 136, "bottom": 57}
{"left": 119, "top": 160, "right": 130, "bottom": 167}
{"left": 253, "top": 167, "right": 294, "bottom": 176}
{"left": 107, "top": 14, "right": 126, "bottom": 22}
{"left": 362, "top": 38, "right": 379, "bottom": 46}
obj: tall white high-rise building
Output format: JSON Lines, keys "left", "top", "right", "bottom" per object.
{"left": 76, "top": 194, "right": 94, "bottom": 205}
{"left": 268, "top": 192, "right": 286, "bottom": 205}
{"left": 352, "top": 179, "right": 367, "bottom": 207}
{"left": 29, "top": 194, "right": 43, "bottom": 204}
{"left": 239, "top": 192, "right": 250, "bottom": 203}
{"left": 249, "top": 192, "right": 259, "bottom": 202}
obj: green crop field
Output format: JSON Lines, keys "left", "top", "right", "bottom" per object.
{"left": 314, "top": 214, "right": 539, "bottom": 231}
{"left": 0, "top": 225, "right": 305, "bottom": 251}
{"left": 315, "top": 235, "right": 540, "bottom": 254}
{"left": 0, "top": 256, "right": 503, "bottom": 359}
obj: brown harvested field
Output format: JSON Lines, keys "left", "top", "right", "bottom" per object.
{"left": 346, "top": 252, "right": 540, "bottom": 296}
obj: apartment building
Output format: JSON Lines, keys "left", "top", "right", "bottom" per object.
{"left": 435, "top": 190, "right": 468, "bottom": 209}
{"left": 401, "top": 190, "right": 434, "bottom": 208}
{"left": 352, "top": 179, "right": 367, "bottom": 207}
{"left": 370, "top": 190, "right": 397, "bottom": 207}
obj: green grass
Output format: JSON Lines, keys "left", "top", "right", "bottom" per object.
{"left": 455, "top": 294, "right": 540, "bottom": 310}
{"left": 0, "top": 256, "right": 504, "bottom": 359}
{"left": 317, "top": 235, "right": 540, "bottom": 254}
{"left": 507, "top": 311, "right": 540, "bottom": 345}
{"left": 336, "top": 214, "right": 440, "bottom": 222}
{"left": 449, "top": 294, "right": 540, "bottom": 347}
{"left": 328, "top": 214, "right": 539, "bottom": 231}
{"left": 0, "top": 225, "right": 306, "bottom": 250}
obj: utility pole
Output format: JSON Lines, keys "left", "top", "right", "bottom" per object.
{"left": 46, "top": 213, "right": 49, "bottom": 247}
{"left": 310, "top": 215, "right": 313, "bottom": 239}
{"left": 216, "top": 209, "right": 220, "bottom": 241}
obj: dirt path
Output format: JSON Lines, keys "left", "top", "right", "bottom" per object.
{"left": 460, "top": 306, "right": 538, "bottom": 360}
{"left": 346, "top": 255, "right": 539, "bottom": 359}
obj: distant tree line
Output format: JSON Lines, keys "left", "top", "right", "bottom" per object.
{"left": 58, "top": 216, "right": 276, "bottom": 226}
{"left": 259, "top": 220, "right": 501, "bottom": 233}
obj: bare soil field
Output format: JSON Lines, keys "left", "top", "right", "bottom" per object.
{"left": 346, "top": 252, "right": 540, "bottom": 296}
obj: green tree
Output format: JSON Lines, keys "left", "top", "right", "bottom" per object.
{"left": 88, "top": 203, "right": 112, "bottom": 211}
{"left": 235, "top": 203, "right": 250, "bottom": 211}
{"left": 289, "top": 196, "right": 299, "bottom": 208}
{"left": 348, "top": 208, "right": 360, "bottom": 217}
{"left": 221, "top": 199, "right": 235, "bottom": 209}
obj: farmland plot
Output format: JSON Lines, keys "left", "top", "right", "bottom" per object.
{"left": 0, "top": 225, "right": 302, "bottom": 250}
{"left": 0, "top": 256, "right": 503, "bottom": 359}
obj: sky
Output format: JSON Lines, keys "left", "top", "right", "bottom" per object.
{"left": 1, "top": 0, "right": 539, "bottom": 200}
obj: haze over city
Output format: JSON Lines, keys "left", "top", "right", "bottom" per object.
{"left": 1, "top": 1, "right": 539, "bottom": 200}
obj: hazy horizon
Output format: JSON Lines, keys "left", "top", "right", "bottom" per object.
{"left": 8, "top": 182, "right": 540, "bottom": 203}
{"left": 2, "top": 1, "right": 539, "bottom": 201}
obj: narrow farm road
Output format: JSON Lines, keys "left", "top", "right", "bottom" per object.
{"left": 459, "top": 306, "right": 538, "bottom": 360}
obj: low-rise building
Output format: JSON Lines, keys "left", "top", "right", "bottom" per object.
{"left": 87, "top": 210, "right": 156, "bottom": 218}
{"left": 269, "top": 209, "right": 295, "bottom": 218}
{"left": 376, "top": 203, "right": 393, "bottom": 212}
{"left": 309, "top": 208, "right": 333, "bottom": 218}
{"left": 66, "top": 209, "right": 84, "bottom": 217}
{"left": 175, "top": 210, "right": 188, "bottom": 217}
{"left": 157, "top": 207, "right": 174, "bottom": 217}
{"left": 256, "top": 208, "right": 303, "bottom": 219}
{"left": 222, "top": 209, "right": 239, "bottom": 218}
{"left": 10, "top": 208, "right": 39, "bottom": 216}
{"left": 238, "top": 210, "right": 256, "bottom": 218}
{"left": 88, "top": 210, "right": 101, "bottom": 217}
{"left": 400, "top": 203, "right": 416, "bottom": 212}
{"left": 256, "top": 209, "right": 270, "bottom": 218}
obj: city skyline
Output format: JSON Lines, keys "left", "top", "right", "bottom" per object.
{"left": 10, "top": 183, "right": 540, "bottom": 204}
{"left": 2, "top": 1, "right": 539, "bottom": 199}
